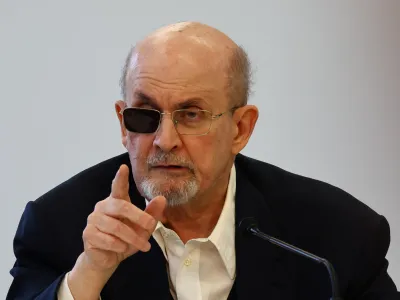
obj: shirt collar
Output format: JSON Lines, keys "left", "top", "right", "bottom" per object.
{"left": 146, "top": 164, "right": 237, "bottom": 279}
{"left": 208, "top": 164, "right": 236, "bottom": 279}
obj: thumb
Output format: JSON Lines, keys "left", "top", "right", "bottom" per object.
{"left": 145, "top": 196, "right": 167, "bottom": 223}
{"left": 111, "top": 164, "right": 130, "bottom": 201}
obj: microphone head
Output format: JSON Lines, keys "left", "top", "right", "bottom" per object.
{"left": 238, "top": 217, "right": 258, "bottom": 234}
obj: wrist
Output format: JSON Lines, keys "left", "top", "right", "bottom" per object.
{"left": 68, "top": 253, "right": 116, "bottom": 300}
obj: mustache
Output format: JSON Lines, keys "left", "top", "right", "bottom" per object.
{"left": 130, "top": 153, "right": 195, "bottom": 170}
{"left": 148, "top": 152, "right": 194, "bottom": 170}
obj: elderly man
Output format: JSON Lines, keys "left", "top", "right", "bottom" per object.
{"left": 7, "top": 22, "right": 399, "bottom": 300}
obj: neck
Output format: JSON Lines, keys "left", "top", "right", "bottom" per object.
{"left": 164, "top": 168, "right": 232, "bottom": 243}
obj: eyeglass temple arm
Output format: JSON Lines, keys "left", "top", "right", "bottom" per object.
{"left": 211, "top": 106, "right": 241, "bottom": 119}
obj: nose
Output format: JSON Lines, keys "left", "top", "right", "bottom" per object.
{"left": 153, "top": 113, "right": 182, "bottom": 152}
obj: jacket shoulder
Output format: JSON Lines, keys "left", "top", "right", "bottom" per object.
{"left": 234, "top": 153, "right": 385, "bottom": 255}
{"left": 34, "top": 152, "right": 130, "bottom": 210}
{"left": 235, "top": 154, "right": 380, "bottom": 221}
{"left": 13, "top": 153, "right": 131, "bottom": 268}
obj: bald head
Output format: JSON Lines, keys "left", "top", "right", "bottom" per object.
{"left": 120, "top": 22, "right": 251, "bottom": 107}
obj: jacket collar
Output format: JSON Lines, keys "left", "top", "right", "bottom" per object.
{"left": 234, "top": 161, "right": 294, "bottom": 300}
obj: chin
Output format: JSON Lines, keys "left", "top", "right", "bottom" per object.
{"left": 139, "top": 177, "right": 199, "bottom": 207}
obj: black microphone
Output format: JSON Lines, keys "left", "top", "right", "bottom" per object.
{"left": 239, "top": 217, "right": 343, "bottom": 300}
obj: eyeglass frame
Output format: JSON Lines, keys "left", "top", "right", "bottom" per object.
{"left": 120, "top": 106, "right": 241, "bottom": 136}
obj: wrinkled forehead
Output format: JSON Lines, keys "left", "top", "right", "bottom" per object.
{"left": 124, "top": 37, "right": 231, "bottom": 108}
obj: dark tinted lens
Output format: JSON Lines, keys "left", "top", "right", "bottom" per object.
{"left": 123, "top": 108, "right": 160, "bottom": 133}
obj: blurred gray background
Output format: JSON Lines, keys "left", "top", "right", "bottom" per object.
{"left": 1, "top": 0, "right": 399, "bottom": 297}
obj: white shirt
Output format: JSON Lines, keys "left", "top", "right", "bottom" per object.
{"left": 58, "top": 165, "right": 236, "bottom": 300}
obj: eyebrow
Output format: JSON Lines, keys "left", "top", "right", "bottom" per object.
{"left": 177, "top": 98, "right": 206, "bottom": 109}
{"left": 134, "top": 91, "right": 208, "bottom": 110}
{"left": 134, "top": 92, "right": 160, "bottom": 110}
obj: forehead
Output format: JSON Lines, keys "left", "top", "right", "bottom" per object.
{"left": 125, "top": 39, "right": 230, "bottom": 108}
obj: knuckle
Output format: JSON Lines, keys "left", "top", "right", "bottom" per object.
{"left": 94, "top": 200, "right": 105, "bottom": 211}
{"left": 82, "top": 224, "right": 94, "bottom": 241}
{"left": 82, "top": 228, "right": 88, "bottom": 240}
{"left": 119, "top": 201, "right": 130, "bottom": 215}
{"left": 87, "top": 213, "right": 96, "bottom": 224}
{"left": 105, "top": 235, "right": 126, "bottom": 252}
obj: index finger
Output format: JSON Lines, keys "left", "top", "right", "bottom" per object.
{"left": 111, "top": 164, "right": 130, "bottom": 201}
{"left": 100, "top": 198, "right": 157, "bottom": 234}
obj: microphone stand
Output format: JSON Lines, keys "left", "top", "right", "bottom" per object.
{"left": 244, "top": 219, "right": 343, "bottom": 300}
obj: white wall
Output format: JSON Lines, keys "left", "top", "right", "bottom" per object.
{"left": 1, "top": 0, "right": 399, "bottom": 297}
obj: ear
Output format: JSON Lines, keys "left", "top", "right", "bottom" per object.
{"left": 231, "top": 105, "right": 259, "bottom": 155}
{"left": 115, "top": 100, "right": 128, "bottom": 148}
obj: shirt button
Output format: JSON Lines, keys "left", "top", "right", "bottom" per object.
{"left": 184, "top": 258, "right": 192, "bottom": 266}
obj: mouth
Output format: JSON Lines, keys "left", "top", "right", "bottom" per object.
{"left": 151, "top": 164, "right": 187, "bottom": 170}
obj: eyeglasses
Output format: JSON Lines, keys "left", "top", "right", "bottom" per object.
{"left": 120, "top": 107, "right": 238, "bottom": 136}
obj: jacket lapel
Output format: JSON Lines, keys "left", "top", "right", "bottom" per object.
{"left": 234, "top": 165, "right": 295, "bottom": 300}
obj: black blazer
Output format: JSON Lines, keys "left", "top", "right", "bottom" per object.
{"left": 7, "top": 153, "right": 399, "bottom": 300}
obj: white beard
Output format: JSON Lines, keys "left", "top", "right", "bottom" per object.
{"left": 139, "top": 176, "right": 199, "bottom": 207}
